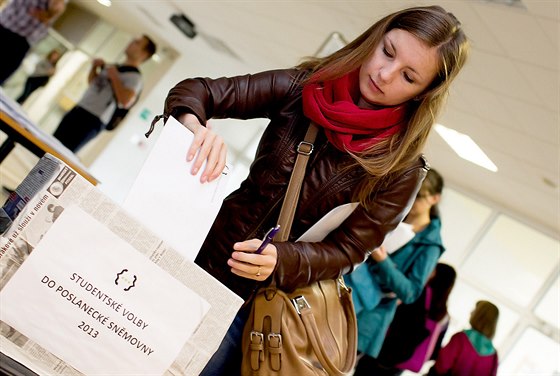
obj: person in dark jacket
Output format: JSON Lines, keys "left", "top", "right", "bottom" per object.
{"left": 157, "top": 5, "right": 469, "bottom": 375}
{"left": 348, "top": 168, "right": 447, "bottom": 375}
{"left": 428, "top": 300, "right": 500, "bottom": 376}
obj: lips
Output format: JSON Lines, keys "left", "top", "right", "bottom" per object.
{"left": 370, "top": 77, "right": 384, "bottom": 94}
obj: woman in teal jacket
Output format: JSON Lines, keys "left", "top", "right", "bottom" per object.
{"left": 345, "top": 168, "right": 446, "bottom": 375}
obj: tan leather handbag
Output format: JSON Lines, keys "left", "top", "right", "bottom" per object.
{"left": 241, "top": 124, "right": 357, "bottom": 376}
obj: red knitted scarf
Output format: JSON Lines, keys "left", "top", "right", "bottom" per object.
{"left": 302, "top": 69, "right": 406, "bottom": 153}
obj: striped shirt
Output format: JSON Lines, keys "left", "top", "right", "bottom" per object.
{"left": 0, "top": 0, "right": 55, "bottom": 44}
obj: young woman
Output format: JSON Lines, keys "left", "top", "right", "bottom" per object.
{"left": 155, "top": 5, "right": 469, "bottom": 374}
{"left": 346, "top": 168, "right": 447, "bottom": 375}
{"left": 428, "top": 300, "right": 500, "bottom": 376}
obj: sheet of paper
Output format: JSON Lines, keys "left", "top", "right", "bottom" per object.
{"left": 123, "top": 116, "right": 231, "bottom": 261}
{"left": 296, "top": 202, "right": 415, "bottom": 255}
{"left": 297, "top": 202, "right": 359, "bottom": 242}
{"left": 0, "top": 206, "right": 210, "bottom": 376}
{"left": 381, "top": 222, "right": 415, "bottom": 253}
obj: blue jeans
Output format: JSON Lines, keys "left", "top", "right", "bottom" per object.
{"left": 199, "top": 304, "right": 250, "bottom": 376}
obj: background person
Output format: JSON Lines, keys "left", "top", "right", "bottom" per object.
{"left": 52, "top": 35, "right": 156, "bottom": 152}
{"left": 0, "top": 0, "right": 66, "bottom": 85}
{"left": 16, "top": 48, "right": 62, "bottom": 104}
{"left": 372, "top": 262, "right": 457, "bottom": 375}
{"left": 157, "top": 6, "right": 469, "bottom": 375}
{"left": 346, "top": 168, "right": 447, "bottom": 376}
{"left": 428, "top": 300, "right": 500, "bottom": 376}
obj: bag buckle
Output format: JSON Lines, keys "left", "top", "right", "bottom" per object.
{"left": 292, "top": 295, "right": 310, "bottom": 314}
{"left": 249, "top": 331, "right": 265, "bottom": 370}
{"left": 268, "top": 332, "right": 282, "bottom": 371}
{"left": 268, "top": 332, "right": 282, "bottom": 347}
{"left": 250, "top": 331, "right": 264, "bottom": 344}
{"left": 297, "top": 141, "right": 314, "bottom": 156}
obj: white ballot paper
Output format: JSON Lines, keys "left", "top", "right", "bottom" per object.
{"left": 124, "top": 116, "right": 231, "bottom": 261}
{"left": 0, "top": 206, "right": 210, "bottom": 376}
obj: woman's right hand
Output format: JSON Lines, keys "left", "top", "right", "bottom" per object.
{"left": 178, "top": 113, "right": 227, "bottom": 183}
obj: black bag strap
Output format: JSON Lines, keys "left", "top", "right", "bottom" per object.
{"left": 109, "top": 64, "right": 142, "bottom": 108}
{"left": 274, "top": 122, "right": 319, "bottom": 242}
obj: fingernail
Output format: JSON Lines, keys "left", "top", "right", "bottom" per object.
{"left": 187, "top": 154, "right": 194, "bottom": 161}
{"left": 201, "top": 175, "right": 207, "bottom": 183}
{"left": 192, "top": 167, "right": 198, "bottom": 174}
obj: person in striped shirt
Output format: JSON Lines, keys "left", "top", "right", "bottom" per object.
{"left": 0, "top": 0, "right": 66, "bottom": 84}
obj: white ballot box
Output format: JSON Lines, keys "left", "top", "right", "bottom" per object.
{"left": 0, "top": 154, "right": 243, "bottom": 376}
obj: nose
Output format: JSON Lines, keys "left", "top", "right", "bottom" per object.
{"left": 379, "top": 63, "right": 397, "bottom": 83}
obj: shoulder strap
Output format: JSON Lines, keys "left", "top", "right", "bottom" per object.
{"left": 274, "top": 123, "right": 319, "bottom": 242}
{"left": 110, "top": 65, "right": 142, "bottom": 109}
{"left": 116, "top": 65, "right": 141, "bottom": 74}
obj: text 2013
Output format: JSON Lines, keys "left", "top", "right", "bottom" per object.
{"left": 78, "top": 321, "right": 99, "bottom": 338}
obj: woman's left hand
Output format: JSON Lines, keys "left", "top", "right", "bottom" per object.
{"left": 228, "top": 239, "right": 278, "bottom": 281}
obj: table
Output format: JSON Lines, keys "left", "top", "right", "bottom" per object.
{"left": 0, "top": 93, "right": 98, "bottom": 185}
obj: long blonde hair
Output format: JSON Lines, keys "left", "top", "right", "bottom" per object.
{"left": 297, "top": 5, "right": 469, "bottom": 205}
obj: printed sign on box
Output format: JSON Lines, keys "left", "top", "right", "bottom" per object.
{"left": 0, "top": 206, "right": 210, "bottom": 376}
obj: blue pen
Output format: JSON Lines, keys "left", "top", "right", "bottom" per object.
{"left": 254, "top": 225, "right": 281, "bottom": 254}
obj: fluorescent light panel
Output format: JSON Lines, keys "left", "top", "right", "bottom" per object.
{"left": 97, "top": 0, "right": 112, "bottom": 7}
{"left": 434, "top": 124, "right": 498, "bottom": 172}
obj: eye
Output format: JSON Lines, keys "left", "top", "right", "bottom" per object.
{"left": 403, "top": 72, "right": 414, "bottom": 84}
{"left": 382, "top": 46, "right": 393, "bottom": 58}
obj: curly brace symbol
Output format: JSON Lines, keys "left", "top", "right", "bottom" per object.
{"left": 115, "top": 269, "right": 137, "bottom": 291}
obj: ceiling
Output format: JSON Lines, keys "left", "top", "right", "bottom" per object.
{"left": 73, "top": 0, "right": 559, "bottom": 236}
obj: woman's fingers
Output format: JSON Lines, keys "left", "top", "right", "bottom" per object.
{"left": 228, "top": 258, "right": 268, "bottom": 281}
{"left": 228, "top": 240, "right": 278, "bottom": 281}
{"left": 179, "top": 113, "right": 227, "bottom": 183}
{"left": 198, "top": 131, "right": 227, "bottom": 183}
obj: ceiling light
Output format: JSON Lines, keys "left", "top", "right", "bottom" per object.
{"left": 434, "top": 123, "right": 498, "bottom": 172}
{"left": 97, "top": 0, "right": 111, "bottom": 7}
{"left": 170, "top": 13, "right": 197, "bottom": 39}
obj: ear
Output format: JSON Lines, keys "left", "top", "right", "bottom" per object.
{"left": 429, "top": 193, "right": 441, "bottom": 206}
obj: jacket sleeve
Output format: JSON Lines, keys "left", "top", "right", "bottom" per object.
{"left": 163, "top": 69, "right": 303, "bottom": 124}
{"left": 375, "top": 243, "right": 440, "bottom": 304}
{"left": 273, "top": 162, "right": 427, "bottom": 291}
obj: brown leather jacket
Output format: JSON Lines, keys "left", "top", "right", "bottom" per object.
{"left": 163, "top": 69, "right": 428, "bottom": 300}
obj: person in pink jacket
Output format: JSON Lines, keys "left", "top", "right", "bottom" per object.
{"left": 428, "top": 300, "right": 499, "bottom": 376}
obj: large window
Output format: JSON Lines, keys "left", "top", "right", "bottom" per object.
{"left": 431, "top": 187, "right": 559, "bottom": 375}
